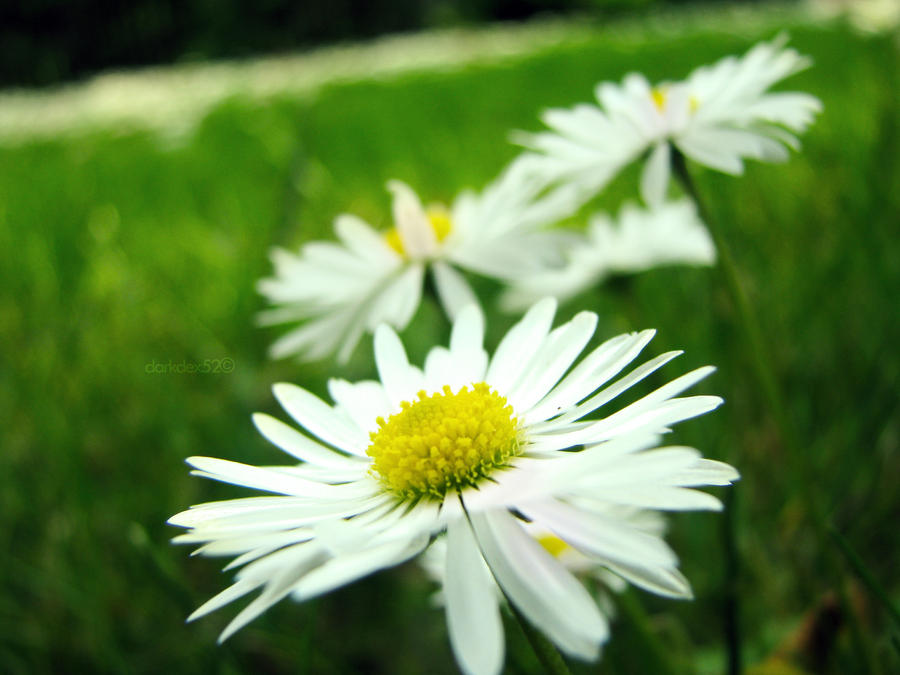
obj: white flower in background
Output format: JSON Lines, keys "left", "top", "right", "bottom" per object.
{"left": 256, "top": 163, "right": 581, "bottom": 363}
{"left": 170, "top": 300, "right": 738, "bottom": 675}
{"left": 809, "top": 0, "right": 900, "bottom": 34}
{"left": 420, "top": 508, "right": 666, "bottom": 619}
{"left": 516, "top": 35, "right": 822, "bottom": 206}
{"left": 502, "top": 199, "right": 715, "bottom": 311}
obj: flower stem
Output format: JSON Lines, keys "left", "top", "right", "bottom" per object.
{"left": 670, "top": 149, "right": 880, "bottom": 672}
{"left": 671, "top": 150, "right": 791, "bottom": 455}
{"left": 508, "top": 602, "right": 573, "bottom": 675}
{"left": 722, "top": 490, "right": 742, "bottom": 675}
{"left": 617, "top": 590, "right": 679, "bottom": 675}
{"left": 671, "top": 148, "right": 822, "bottom": 523}
{"left": 829, "top": 524, "right": 900, "bottom": 628}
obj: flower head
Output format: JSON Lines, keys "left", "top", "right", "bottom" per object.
{"left": 257, "top": 162, "right": 581, "bottom": 363}
{"left": 516, "top": 35, "right": 822, "bottom": 206}
{"left": 170, "top": 300, "right": 738, "bottom": 674}
{"left": 502, "top": 199, "right": 715, "bottom": 311}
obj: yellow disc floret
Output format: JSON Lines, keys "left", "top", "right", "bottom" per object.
{"left": 384, "top": 204, "right": 453, "bottom": 257}
{"left": 367, "top": 383, "right": 520, "bottom": 501}
{"left": 651, "top": 86, "right": 700, "bottom": 115}
{"left": 651, "top": 87, "right": 668, "bottom": 111}
{"left": 537, "top": 534, "right": 571, "bottom": 558}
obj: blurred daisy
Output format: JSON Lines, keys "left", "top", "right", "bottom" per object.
{"left": 516, "top": 35, "right": 822, "bottom": 206}
{"left": 421, "top": 507, "right": 666, "bottom": 619}
{"left": 502, "top": 199, "right": 715, "bottom": 311}
{"left": 257, "top": 163, "right": 581, "bottom": 363}
{"left": 170, "top": 300, "right": 737, "bottom": 675}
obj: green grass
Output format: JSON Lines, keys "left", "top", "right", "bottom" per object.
{"left": 2, "top": 10, "right": 899, "bottom": 675}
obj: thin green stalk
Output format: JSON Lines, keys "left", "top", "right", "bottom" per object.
{"left": 671, "top": 151, "right": 795, "bottom": 463}
{"left": 671, "top": 149, "right": 823, "bottom": 531}
{"left": 829, "top": 525, "right": 900, "bottom": 628}
{"left": 509, "top": 603, "right": 573, "bottom": 675}
{"left": 670, "top": 150, "right": 880, "bottom": 673}
{"left": 616, "top": 590, "right": 679, "bottom": 675}
{"left": 722, "top": 489, "right": 742, "bottom": 675}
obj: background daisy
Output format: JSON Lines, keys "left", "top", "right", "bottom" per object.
{"left": 420, "top": 508, "right": 665, "bottom": 619}
{"left": 516, "top": 35, "right": 822, "bottom": 206}
{"left": 502, "top": 198, "right": 715, "bottom": 311}
{"left": 257, "top": 162, "right": 582, "bottom": 363}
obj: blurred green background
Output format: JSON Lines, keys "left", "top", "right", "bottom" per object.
{"left": 2, "top": 2, "right": 899, "bottom": 673}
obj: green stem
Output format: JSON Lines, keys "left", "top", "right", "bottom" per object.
{"left": 671, "top": 151, "right": 793, "bottom": 457}
{"left": 670, "top": 150, "right": 881, "bottom": 673}
{"left": 617, "top": 590, "right": 679, "bottom": 675}
{"left": 722, "top": 489, "right": 742, "bottom": 675}
{"left": 829, "top": 525, "right": 900, "bottom": 628}
{"left": 509, "top": 603, "right": 573, "bottom": 675}
{"left": 671, "top": 149, "right": 824, "bottom": 529}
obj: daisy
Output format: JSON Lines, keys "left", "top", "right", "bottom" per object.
{"left": 169, "top": 300, "right": 738, "bottom": 675}
{"left": 256, "top": 162, "right": 581, "bottom": 363}
{"left": 516, "top": 35, "right": 822, "bottom": 206}
{"left": 501, "top": 199, "right": 715, "bottom": 311}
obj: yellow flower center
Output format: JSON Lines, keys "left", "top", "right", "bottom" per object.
{"left": 537, "top": 534, "right": 571, "bottom": 558}
{"left": 651, "top": 87, "right": 668, "bottom": 111}
{"left": 651, "top": 87, "right": 701, "bottom": 115}
{"left": 367, "top": 383, "right": 521, "bottom": 501}
{"left": 384, "top": 205, "right": 452, "bottom": 257}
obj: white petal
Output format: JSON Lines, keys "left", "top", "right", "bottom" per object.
{"left": 334, "top": 213, "right": 399, "bottom": 264}
{"left": 188, "top": 578, "right": 261, "bottom": 623}
{"left": 219, "top": 543, "right": 328, "bottom": 642}
{"left": 291, "top": 532, "right": 429, "bottom": 602}
{"left": 507, "top": 311, "right": 597, "bottom": 414}
{"left": 252, "top": 413, "right": 366, "bottom": 466}
{"left": 520, "top": 499, "right": 678, "bottom": 568}
{"left": 273, "top": 383, "right": 368, "bottom": 454}
{"left": 486, "top": 297, "right": 556, "bottom": 396}
{"left": 364, "top": 262, "right": 424, "bottom": 332}
{"left": 597, "top": 486, "right": 724, "bottom": 511}
{"left": 527, "top": 334, "right": 667, "bottom": 427}
{"left": 186, "top": 457, "right": 357, "bottom": 498}
{"left": 374, "top": 324, "right": 426, "bottom": 409}
{"left": 388, "top": 180, "right": 437, "bottom": 258}
{"left": 327, "top": 379, "right": 392, "bottom": 437}
{"left": 432, "top": 261, "right": 480, "bottom": 321}
{"left": 448, "top": 303, "right": 489, "bottom": 386}
{"left": 444, "top": 518, "right": 504, "bottom": 675}
{"left": 670, "top": 458, "right": 740, "bottom": 486}
{"left": 604, "top": 559, "right": 693, "bottom": 599}
{"left": 640, "top": 142, "right": 671, "bottom": 207}
{"left": 469, "top": 509, "right": 608, "bottom": 660}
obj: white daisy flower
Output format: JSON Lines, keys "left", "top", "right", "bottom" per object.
{"left": 256, "top": 162, "right": 581, "bottom": 363}
{"left": 170, "top": 300, "right": 738, "bottom": 675}
{"left": 501, "top": 199, "right": 716, "bottom": 311}
{"left": 516, "top": 35, "right": 822, "bottom": 206}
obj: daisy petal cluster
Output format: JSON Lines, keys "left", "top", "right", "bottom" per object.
{"left": 257, "top": 161, "right": 582, "bottom": 363}
{"left": 170, "top": 301, "right": 738, "bottom": 675}
{"left": 516, "top": 35, "right": 822, "bottom": 206}
{"left": 420, "top": 507, "right": 665, "bottom": 621}
{"left": 502, "top": 199, "right": 715, "bottom": 311}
